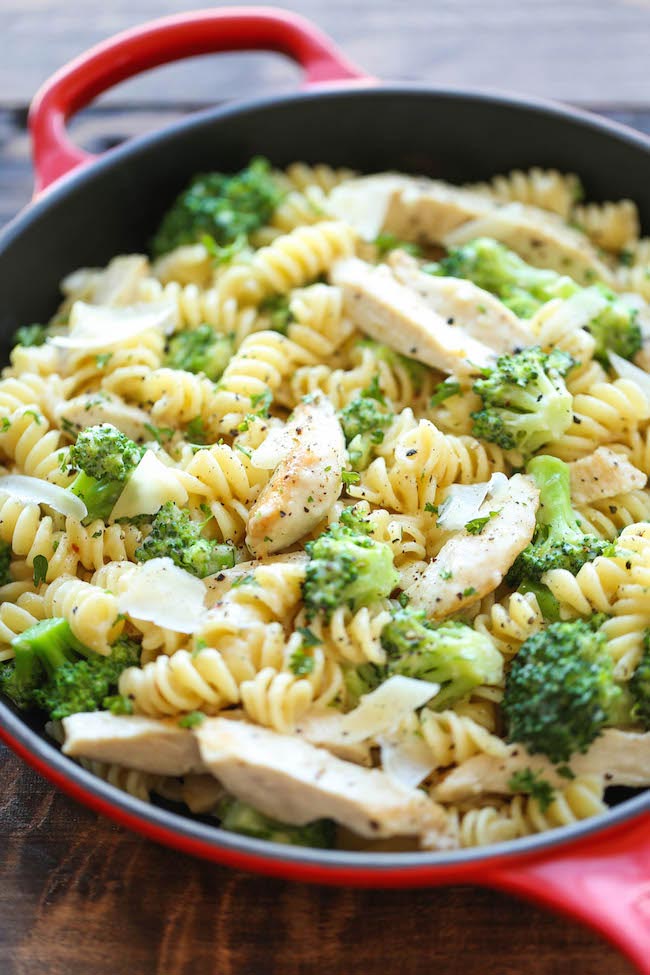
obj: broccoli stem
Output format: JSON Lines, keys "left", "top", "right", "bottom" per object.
{"left": 527, "top": 455, "right": 575, "bottom": 536}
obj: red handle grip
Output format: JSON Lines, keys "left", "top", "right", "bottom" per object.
{"left": 28, "top": 6, "right": 370, "bottom": 193}
{"left": 484, "top": 812, "right": 650, "bottom": 974}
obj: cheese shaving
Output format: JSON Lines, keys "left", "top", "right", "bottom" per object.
{"left": 328, "top": 175, "right": 404, "bottom": 240}
{"left": 437, "top": 472, "right": 509, "bottom": 531}
{"left": 50, "top": 301, "right": 174, "bottom": 351}
{"left": 609, "top": 351, "right": 650, "bottom": 406}
{"left": 379, "top": 731, "right": 436, "bottom": 789}
{"left": 117, "top": 557, "right": 207, "bottom": 633}
{"left": 109, "top": 450, "right": 188, "bottom": 522}
{"left": 0, "top": 474, "right": 87, "bottom": 519}
{"left": 339, "top": 676, "right": 438, "bottom": 743}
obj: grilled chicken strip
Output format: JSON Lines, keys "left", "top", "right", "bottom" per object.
{"left": 245, "top": 397, "right": 345, "bottom": 557}
{"left": 444, "top": 202, "right": 612, "bottom": 286}
{"left": 400, "top": 474, "right": 539, "bottom": 618}
{"left": 331, "top": 258, "right": 495, "bottom": 374}
{"left": 196, "top": 717, "right": 452, "bottom": 845}
{"left": 568, "top": 446, "right": 647, "bottom": 505}
{"left": 62, "top": 711, "right": 205, "bottom": 776}
{"left": 433, "top": 729, "right": 650, "bottom": 802}
{"left": 389, "top": 250, "right": 535, "bottom": 352}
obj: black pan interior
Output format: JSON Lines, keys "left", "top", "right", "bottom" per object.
{"left": 1, "top": 84, "right": 649, "bottom": 864}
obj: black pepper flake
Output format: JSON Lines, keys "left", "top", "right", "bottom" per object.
{"left": 280, "top": 511, "right": 287, "bottom": 518}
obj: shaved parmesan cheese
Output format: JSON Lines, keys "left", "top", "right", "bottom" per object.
{"left": 50, "top": 301, "right": 174, "bottom": 351}
{"left": 109, "top": 450, "right": 188, "bottom": 522}
{"left": 0, "top": 474, "right": 87, "bottom": 519}
{"left": 379, "top": 731, "right": 436, "bottom": 789}
{"left": 609, "top": 351, "right": 650, "bottom": 405}
{"left": 328, "top": 175, "right": 404, "bottom": 240}
{"left": 250, "top": 425, "right": 295, "bottom": 470}
{"left": 117, "top": 558, "right": 207, "bottom": 632}
{"left": 437, "top": 472, "right": 508, "bottom": 531}
{"left": 339, "top": 676, "right": 438, "bottom": 743}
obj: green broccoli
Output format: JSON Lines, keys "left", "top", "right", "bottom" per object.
{"left": 136, "top": 502, "right": 235, "bottom": 578}
{"left": 303, "top": 508, "right": 399, "bottom": 620}
{"left": 151, "top": 157, "right": 283, "bottom": 257}
{"left": 0, "top": 618, "right": 140, "bottom": 719}
{"left": 471, "top": 346, "right": 575, "bottom": 454}
{"left": 0, "top": 540, "right": 12, "bottom": 587}
{"left": 339, "top": 390, "right": 394, "bottom": 470}
{"left": 164, "top": 324, "right": 233, "bottom": 381}
{"left": 583, "top": 288, "right": 642, "bottom": 365}
{"left": 373, "top": 234, "right": 422, "bottom": 258}
{"left": 380, "top": 608, "right": 503, "bottom": 710}
{"left": 517, "top": 580, "right": 561, "bottom": 622}
{"left": 425, "top": 237, "right": 578, "bottom": 317}
{"left": 629, "top": 629, "right": 650, "bottom": 730}
{"left": 507, "top": 456, "right": 611, "bottom": 586}
{"left": 13, "top": 323, "right": 48, "bottom": 348}
{"left": 217, "top": 797, "right": 336, "bottom": 848}
{"left": 502, "top": 616, "right": 623, "bottom": 762}
{"left": 67, "top": 424, "right": 145, "bottom": 522}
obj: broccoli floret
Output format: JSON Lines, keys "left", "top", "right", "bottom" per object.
{"left": 630, "top": 630, "right": 650, "bottom": 730}
{"left": 507, "top": 456, "right": 611, "bottom": 586}
{"left": 0, "top": 619, "right": 140, "bottom": 719}
{"left": 164, "top": 324, "right": 233, "bottom": 381}
{"left": 517, "top": 580, "right": 561, "bottom": 622}
{"left": 151, "top": 157, "right": 283, "bottom": 257}
{"left": 426, "top": 237, "right": 578, "bottom": 316}
{"left": 471, "top": 346, "right": 575, "bottom": 454}
{"left": 0, "top": 540, "right": 12, "bottom": 587}
{"left": 583, "top": 288, "right": 642, "bottom": 365}
{"left": 380, "top": 608, "right": 503, "bottom": 710}
{"left": 303, "top": 510, "right": 399, "bottom": 620}
{"left": 13, "top": 323, "right": 48, "bottom": 348}
{"left": 136, "top": 502, "right": 235, "bottom": 578}
{"left": 217, "top": 797, "right": 336, "bottom": 848}
{"left": 68, "top": 423, "right": 145, "bottom": 522}
{"left": 339, "top": 391, "right": 393, "bottom": 470}
{"left": 373, "top": 234, "right": 422, "bottom": 258}
{"left": 502, "top": 616, "right": 622, "bottom": 762}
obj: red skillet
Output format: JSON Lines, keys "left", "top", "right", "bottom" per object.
{"left": 1, "top": 8, "right": 650, "bottom": 971}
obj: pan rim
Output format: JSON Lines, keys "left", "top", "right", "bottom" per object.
{"left": 2, "top": 80, "right": 650, "bottom": 873}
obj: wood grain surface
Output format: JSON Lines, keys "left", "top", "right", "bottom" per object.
{"left": 1, "top": 2, "right": 650, "bottom": 972}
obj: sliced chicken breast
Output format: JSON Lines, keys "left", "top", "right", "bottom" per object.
{"left": 389, "top": 250, "right": 535, "bottom": 352}
{"left": 245, "top": 397, "right": 346, "bottom": 557}
{"left": 569, "top": 446, "right": 647, "bottom": 505}
{"left": 195, "top": 717, "right": 452, "bottom": 844}
{"left": 62, "top": 711, "right": 204, "bottom": 776}
{"left": 444, "top": 202, "right": 612, "bottom": 286}
{"left": 400, "top": 473, "right": 539, "bottom": 617}
{"left": 331, "top": 258, "right": 495, "bottom": 374}
{"left": 54, "top": 391, "right": 155, "bottom": 443}
{"left": 433, "top": 729, "right": 650, "bottom": 802}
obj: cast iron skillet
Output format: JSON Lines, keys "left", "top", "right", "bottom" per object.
{"left": 1, "top": 8, "right": 650, "bottom": 970}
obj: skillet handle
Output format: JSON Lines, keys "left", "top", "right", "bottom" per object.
{"left": 485, "top": 812, "right": 650, "bottom": 975}
{"left": 28, "top": 7, "right": 370, "bottom": 193}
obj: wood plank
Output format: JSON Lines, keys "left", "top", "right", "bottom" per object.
{"left": 3, "top": 0, "right": 650, "bottom": 108}
{"left": 0, "top": 745, "right": 635, "bottom": 975}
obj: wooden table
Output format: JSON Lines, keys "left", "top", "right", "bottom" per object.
{"left": 1, "top": 2, "right": 649, "bottom": 971}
